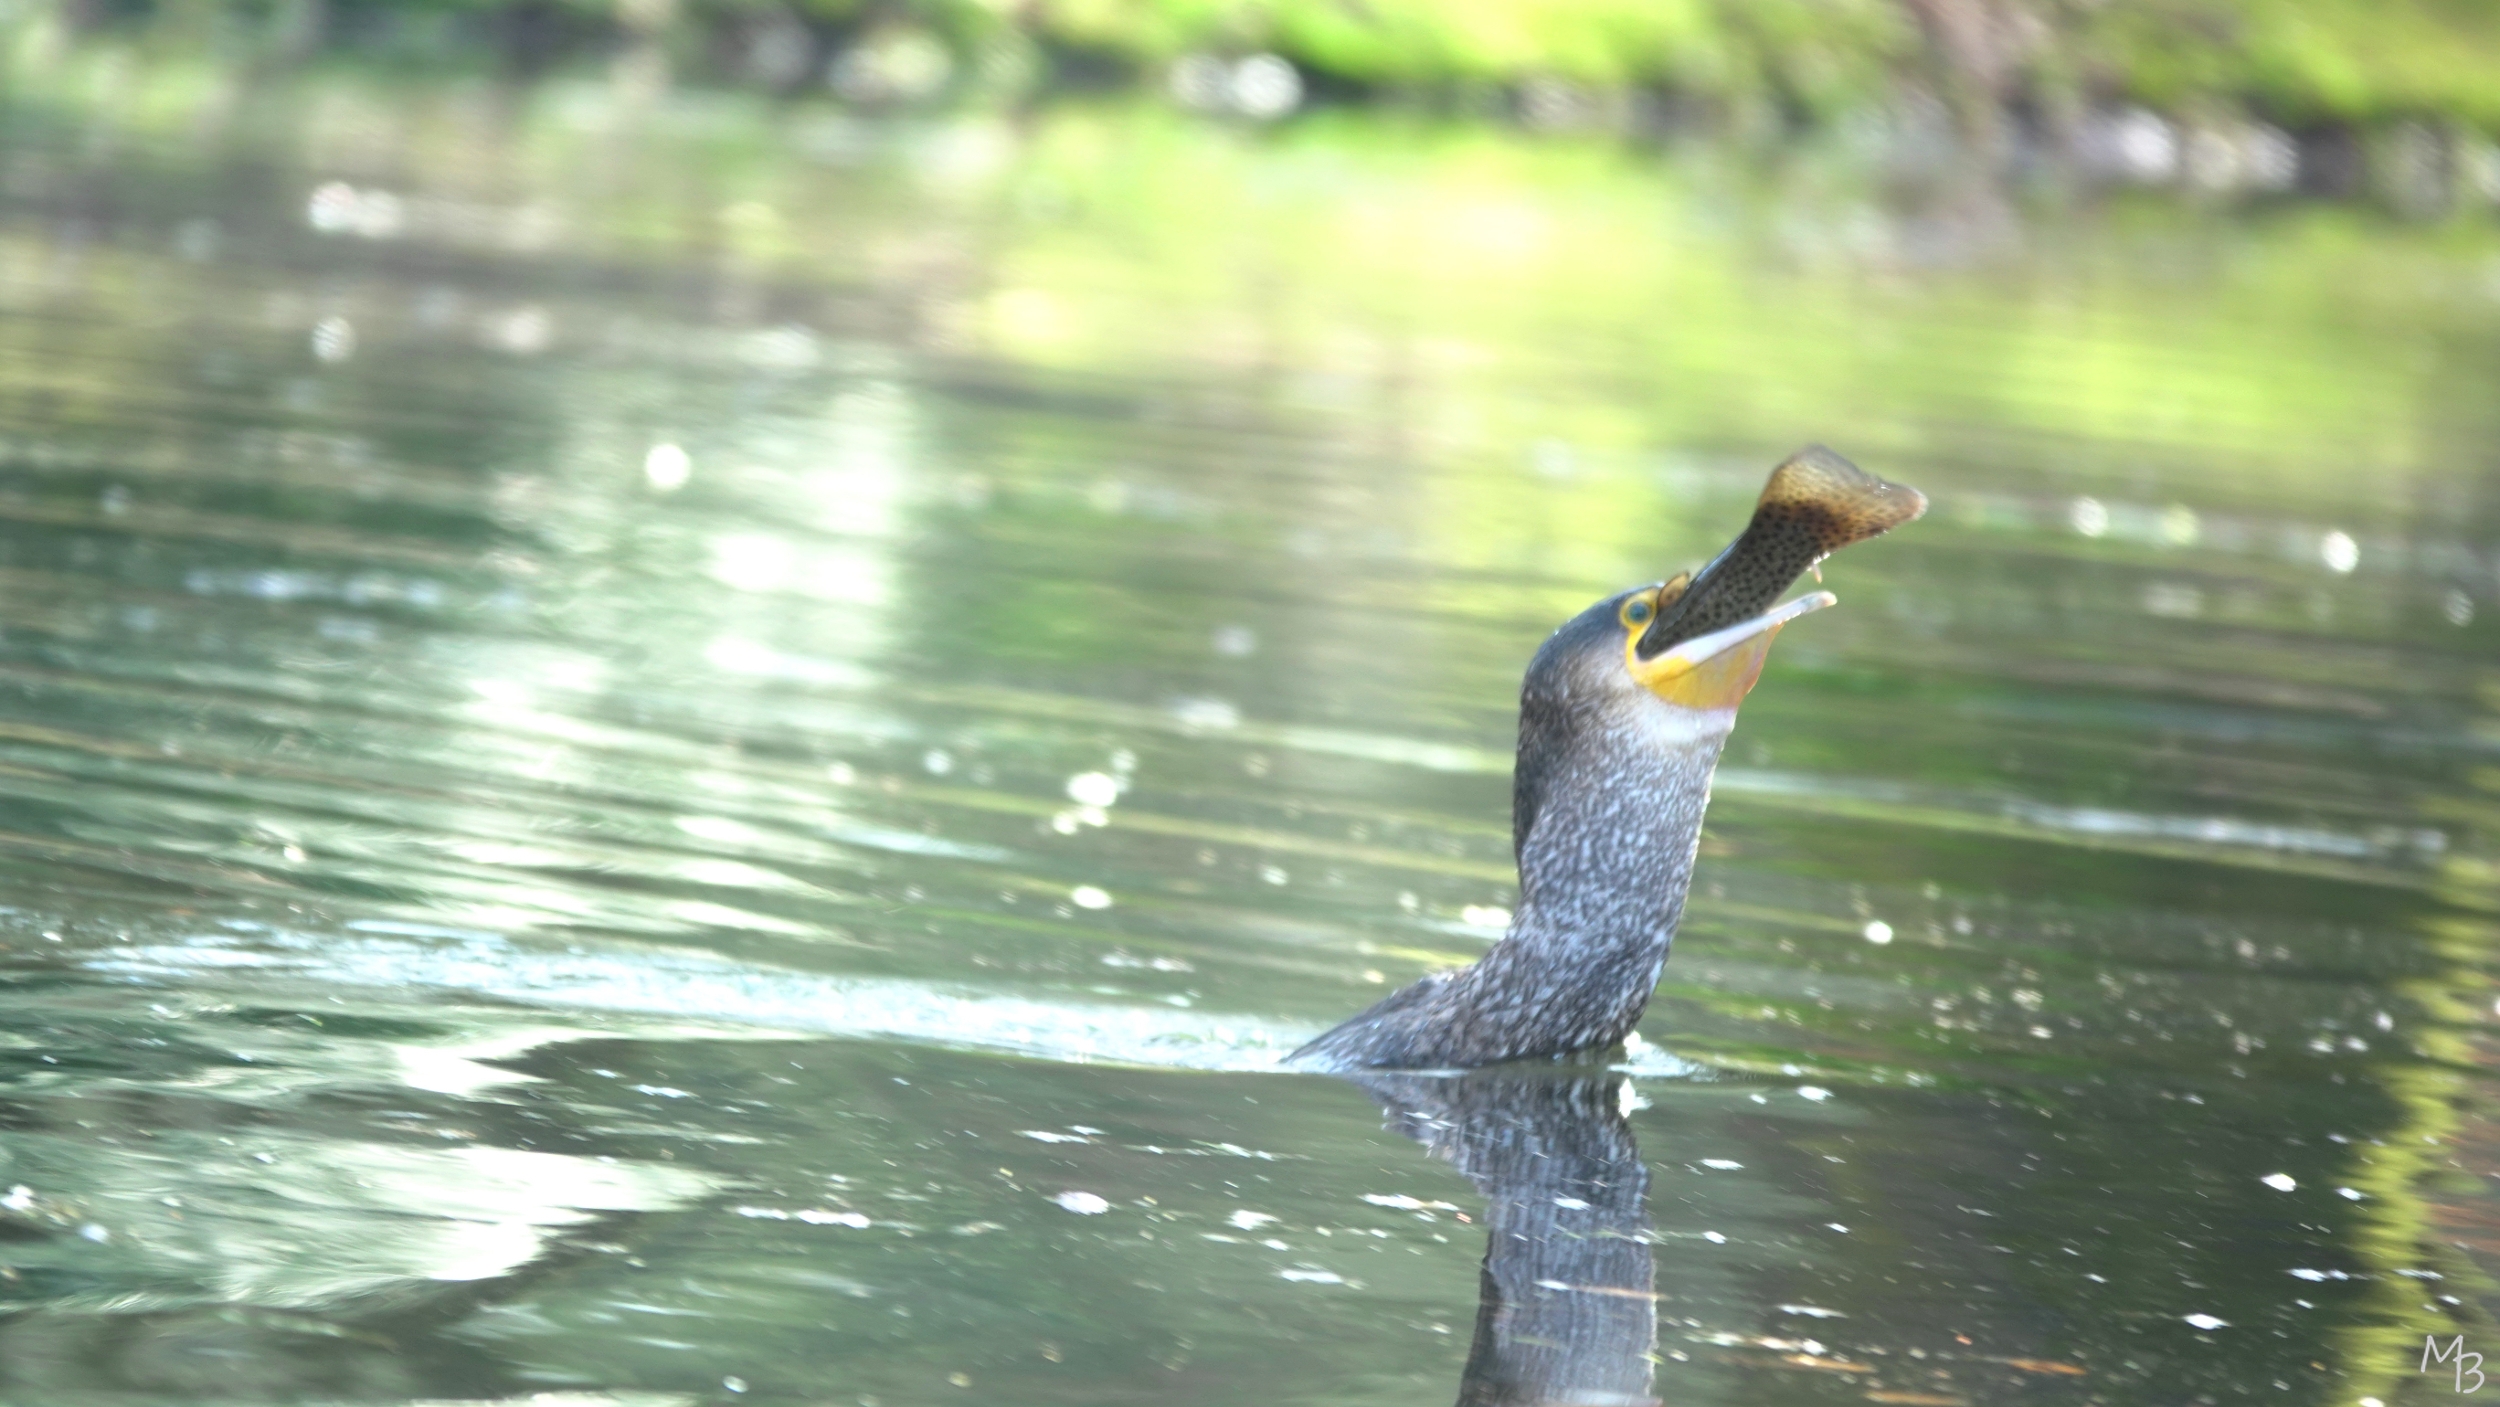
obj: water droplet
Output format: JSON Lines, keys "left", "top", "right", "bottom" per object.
{"left": 310, "top": 316, "right": 355, "bottom": 363}
{"left": 2261, "top": 1173, "right": 2296, "bottom": 1192}
{"left": 2182, "top": 1313, "right": 2227, "bottom": 1330}
{"left": 1172, "top": 697, "right": 1240, "bottom": 732}
{"left": 644, "top": 443, "right": 692, "bottom": 491}
{"left": 797, "top": 1209, "right": 870, "bottom": 1227}
{"left": 1069, "top": 885, "right": 1112, "bottom": 910}
{"left": 306, "top": 181, "right": 403, "bottom": 237}
{"left": 1862, "top": 920, "right": 1893, "bottom": 945}
{"left": 1065, "top": 771, "right": 1121, "bottom": 807}
{"left": 484, "top": 305, "right": 554, "bottom": 355}
{"left": 1228, "top": 55, "right": 1302, "bottom": 119}
{"left": 1053, "top": 1190, "right": 1110, "bottom": 1214}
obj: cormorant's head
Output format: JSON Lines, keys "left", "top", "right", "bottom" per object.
{"left": 1613, "top": 578, "right": 1834, "bottom": 712}
{"left": 1522, "top": 580, "right": 1826, "bottom": 734}
{"left": 1527, "top": 447, "right": 1926, "bottom": 720}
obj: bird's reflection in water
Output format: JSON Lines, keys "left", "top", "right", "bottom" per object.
{"left": 1349, "top": 1071, "right": 1659, "bottom": 1407}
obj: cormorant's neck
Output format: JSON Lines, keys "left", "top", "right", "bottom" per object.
{"left": 1461, "top": 700, "right": 1733, "bottom": 1054}
{"left": 1523, "top": 708, "right": 1725, "bottom": 910}
{"left": 1284, "top": 692, "right": 1736, "bottom": 1072}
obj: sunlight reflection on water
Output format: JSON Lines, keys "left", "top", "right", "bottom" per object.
{"left": 93, "top": 923, "right": 1313, "bottom": 1071}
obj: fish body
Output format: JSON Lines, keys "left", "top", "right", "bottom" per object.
{"left": 1635, "top": 445, "right": 1926, "bottom": 658}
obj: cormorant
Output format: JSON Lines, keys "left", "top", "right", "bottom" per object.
{"left": 1289, "top": 446, "right": 1923, "bottom": 1071}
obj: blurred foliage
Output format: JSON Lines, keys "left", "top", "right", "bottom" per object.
{"left": 2065, "top": 0, "right": 2500, "bottom": 129}
{"left": 20, "top": 0, "right": 2500, "bottom": 135}
{"left": 1034, "top": 0, "right": 1912, "bottom": 110}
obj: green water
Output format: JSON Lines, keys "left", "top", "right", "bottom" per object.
{"left": 0, "top": 63, "right": 2497, "bottom": 1407}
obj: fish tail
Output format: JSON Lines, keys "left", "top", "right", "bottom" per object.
{"left": 1754, "top": 445, "right": 1927, "bottom": 553}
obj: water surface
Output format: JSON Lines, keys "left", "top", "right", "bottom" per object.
{"left": 0, "top": 67, "right": 2497, "bottom": 1406}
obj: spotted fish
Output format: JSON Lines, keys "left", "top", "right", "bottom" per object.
{"left": 1634, "top": 445, "right": 1926, "bottom": 659}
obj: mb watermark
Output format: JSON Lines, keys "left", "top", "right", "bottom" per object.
{"left": 2427, "top": 1335, "right": 2487, "bottom": 1393}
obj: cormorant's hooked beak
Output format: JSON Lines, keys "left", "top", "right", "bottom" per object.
{"left": 1627, "top": 590, "right": 1835, "bottom": 712}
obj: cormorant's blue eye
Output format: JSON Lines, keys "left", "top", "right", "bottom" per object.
{"left": 1622, "top": 597, "right": 1654, "bottom": 627}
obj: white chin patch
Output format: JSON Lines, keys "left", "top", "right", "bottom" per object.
{"left": 1633, "top": 691, "right": 1740, "bottom": 745}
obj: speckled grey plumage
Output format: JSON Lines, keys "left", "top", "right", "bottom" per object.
{"left": 1287, "top": 593, "right": 1730, "bottom": 1071}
